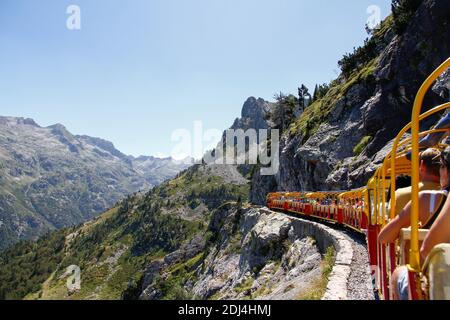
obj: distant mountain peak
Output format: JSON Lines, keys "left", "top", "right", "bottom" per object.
{"left": 241, "top": 96, "right": 270, "bottom": 119}
{"left": 0, "top": 115, "right": 192, "bottom": 250}
{"left": 134, "top": 155, "right": 157, "bottom": 161}
{"left": 47, "top": 123, "right": 67, "bottom": 130}
{"left": 0, "top": 116, "right": 40, "bottom": 127}
{"left": 76, "top": 135, "right": 128, "bottom": 160}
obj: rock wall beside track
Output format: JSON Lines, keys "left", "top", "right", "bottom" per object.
{"left": 260, "top": 208, "right": 374, "bottom": 300}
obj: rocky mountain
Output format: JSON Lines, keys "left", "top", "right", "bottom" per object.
{"left": 0, "top": 157, "right": 250, "bottom": 299}
{"left": 0, "top": 89, "right": 369, "bottom": 300}
{"left": 251, "top": 0, "right": 450, "bottom": 203}
{"left": 230, "top": 97, "right": 274, "bottom": 133}
{"left": 0, "top": 116, "right": 191, "bottom": 250}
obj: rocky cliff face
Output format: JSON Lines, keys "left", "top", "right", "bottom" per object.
{"left": 230, "top": 97, "right": 274, "bottom": 133}
{"left": 251, "top": 0, "right": 450, "bottom": 203}
{"left": 136, "top": 206, "right": 323, "bottom": 300}
{"left": 0, "top": 116, "right": 191, "bottom": 250}
{"left": 214, "top": 96, "right": 274, "bottom": 178}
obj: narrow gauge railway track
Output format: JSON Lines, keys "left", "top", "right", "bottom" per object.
{"left": 266, "top": 207, "right": 375, "bottom": 300}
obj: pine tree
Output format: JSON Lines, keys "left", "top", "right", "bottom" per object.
{"left": 313, "top": 84, "right": 319, "bottom": 102}
{"left": 270, "top": 92, "right": 297, "bottom": 133}
{"left": 298, "top": 84, "right": 311, "bottom": 111}
{"left": 391, "top": 0, "right": 423, "bottom": 34}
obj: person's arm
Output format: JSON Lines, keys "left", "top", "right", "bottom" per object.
{"left": 379, "top": 193, "right": 430, "bottom": 244}
{"left": 379, "top": 201, "right": 412, "bottom": 244}
{"left": 421, "top": 195, "right": 450, "bottom": 260}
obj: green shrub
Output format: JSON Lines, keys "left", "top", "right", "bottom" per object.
{"left": 353, "top": 136, "right": 373, "bottom": 156}
{"left": 290, "top": 58, "right": 377, "bottom": 141}
{"left": 392, "top": 0, "right": 424, "bottom": 34}
{"left": 0, "top": 230, "right": 66, "bottom": 299}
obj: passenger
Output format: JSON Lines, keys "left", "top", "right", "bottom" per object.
{"left": 388, "top": 147, "right": 450, "bottom": 300}
{"left": 379, "top": 149, "right": 443, "bottom": 245}
{"left": 421, "top": 147, "right": 450, "bottom": 260}
{"left": 392, "top": 148, "right": 442, "bottom": 217}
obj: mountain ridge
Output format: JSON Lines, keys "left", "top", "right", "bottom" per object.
{"left": 0, "top": 115, "right": 191, "bottom": 250}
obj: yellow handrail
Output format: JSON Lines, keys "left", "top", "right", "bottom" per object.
{"left": 390, "top": 102, "right": 450, "bottom": 220}
{"left": 410, "top": 58, "right": 450, "bottom": 272}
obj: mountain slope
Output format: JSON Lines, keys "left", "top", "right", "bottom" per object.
{"left": 0, "top": 163, "right": 250, "bottom": 300}
{"left": 0, "top": 96, "right": 274, "bottom": 300}
{"left": 0, "top": 116, "right": 191, "bottom": 250}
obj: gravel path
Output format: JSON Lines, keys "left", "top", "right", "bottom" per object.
{"left": 273, "top": 209, "right": 376, "bottom": 300}
{"left": 341, "top": 230, "right": 376, "bottom": 300}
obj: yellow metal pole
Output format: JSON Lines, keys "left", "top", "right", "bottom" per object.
{"left": 397, "top": 128, "right": 450, "bottom": 149}
{"left": 375, "top": 168, "right": 381, "bottom": 225}
{"left": 381, "top": 165, "right": 387, "bottom": 226}
{"left": 378, "top": 169, "right": 384, "bottom": 225}
{"left": 410, "top": 58, "right": 450, "bottom": 272}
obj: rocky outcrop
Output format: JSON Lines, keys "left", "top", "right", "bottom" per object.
{"left": 136, "top": 206, "right": 324, "bottom": 300}
{"left": 213, "top": 97, "right": 275, "bottom": 178}
{"left": 135, "top": 206, "right": 374, "bottom": 300}
{"left": 231, "top": 97, "right": 274, "bottom": 134}
{"left": 434, "top": 69, "right": 450, "bottom": 100}
{"left": 137, "top": 235, "right": 206, "bottom": 300}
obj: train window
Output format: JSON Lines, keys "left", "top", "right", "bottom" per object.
{"left": 379, "top": 185, "right": 390, "bottom": 223}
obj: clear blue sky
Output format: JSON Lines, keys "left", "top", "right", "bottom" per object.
{"left": 0, "top": 0, "right": 391, "bottom": 158}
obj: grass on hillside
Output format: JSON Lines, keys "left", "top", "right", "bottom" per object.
{"left": 296, "top": 246, "right": 335, "bottom": 300}
{"left": 290, "top": 58, "right": 378, "bottom": 141}
{"left": 353, "top": 136, "right": 373, "bottom": 156}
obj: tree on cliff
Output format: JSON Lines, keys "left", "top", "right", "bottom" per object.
{"left": 392, "top": 0, "right": 424, "bottom": 34}
{"left": 312, "top": 83, "right": 330, "bottom": 102}
{"left": 298, "top": 84, "right": 311, "bottom": 113}
{"left": 269, "top": 92, "right": 297, "bottom": 133}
